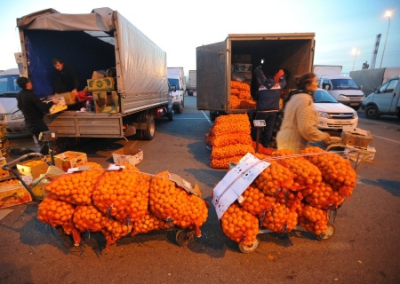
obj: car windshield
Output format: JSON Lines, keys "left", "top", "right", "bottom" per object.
{"left": 331, "top": 79, "right": 359, "bottom": 90}
{"left": 0, "top": 74, "right": 21, "bottom": 94}
{"left": 313, "top": 89, "right": 338, "bottom": 103}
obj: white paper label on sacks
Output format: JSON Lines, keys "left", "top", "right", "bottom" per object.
{"left": 212, "top": 153, "right": 270, "bottom": 219}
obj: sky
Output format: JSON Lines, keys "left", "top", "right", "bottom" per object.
{"left": 0, "top": 0, "right": 399, "bottom": 77}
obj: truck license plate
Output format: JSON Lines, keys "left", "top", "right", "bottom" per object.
{"left": 350, "top": 103, "right": 359, "bottom": 106}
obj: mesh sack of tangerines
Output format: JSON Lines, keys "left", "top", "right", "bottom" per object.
{"left": 230, "top": 81, "right": 256, "bottom": 110}
{"left": 37, "top": 162, "right": 209, "bottom": 250}
{"left": 206, "top": 113, "right": 255, "bottom": 169}
{"left": 215, "top": 147, "right": 357, "bottom": 246}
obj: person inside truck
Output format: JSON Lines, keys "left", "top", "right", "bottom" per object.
{"left": 276, "top": 72, "right": 330, "bottom": 153}
{"left": 254, "top": 66, "right": 286, "bottom": 148}
{"left": 52, "top": 57, "right": 80, "bottom": 96}
{"left": 16, "top": 77, "right": 59, "bottom": 154}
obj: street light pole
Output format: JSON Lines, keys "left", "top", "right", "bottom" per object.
{"left": 352, "top": 48, "right": 360, "bottom": 71}
{"left": 380, "top": 10, "right": 392, "bottom": 68}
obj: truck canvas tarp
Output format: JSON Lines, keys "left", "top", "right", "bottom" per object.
{"left": 196, "top": 33, "right": 315, "bottom": 113}
{"left": 16, "top": 7, "right": 170, "bottom": 138}
{"left": 350, "top": 67, "right": 400, "bottom": 96}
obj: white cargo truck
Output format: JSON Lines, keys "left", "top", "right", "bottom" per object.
{"left": 17, "top": 7, "right": 173, "bottom": 140}
{"left": 167, "top": 67, "right": 185, "bottom": 113}
{"left": 187, "top": 70, "right": 196, "bottom": 96}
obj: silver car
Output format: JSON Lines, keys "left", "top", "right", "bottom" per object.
{"left": 0, "top": 68, "right": 28, "bottom": 134}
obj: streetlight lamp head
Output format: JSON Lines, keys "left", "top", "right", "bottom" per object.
{"left": 384, "top": 10, "right": 393, "bottom": 18}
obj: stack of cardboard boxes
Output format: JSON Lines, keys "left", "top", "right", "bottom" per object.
{"left": 86, "top": 75, "right": 119, "bottom": 113}
{"left": 342, "top": 127, "right": 376, "bottom": 162}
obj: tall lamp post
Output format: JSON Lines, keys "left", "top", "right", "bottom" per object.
{"left": 380, "top": 10, "right": 393, "bottom": 68}
{"left": 352, "top": 48, "right": 360, "bottom": 71}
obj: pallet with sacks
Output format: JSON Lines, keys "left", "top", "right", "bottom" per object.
{"left": 212, "top": 147, "right": 358, "bottom": 253}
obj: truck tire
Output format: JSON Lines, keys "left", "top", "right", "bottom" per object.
{"left": 176, "top": 103, "right": 183, "bottom": 114}
{"left": 142, "top": 116, "right": 155, "bottom": 140}
{"left": 209, "top": 111, "right": 218, "bottom": 121}
{"left": 365, "top": 105, "right": 380, "bottom": 119}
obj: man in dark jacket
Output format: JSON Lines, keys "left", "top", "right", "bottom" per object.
{"left": 52, "top": 58, "right": 80, "bottom": 95}
{"left": 16, "top": 77, "right": 58, "bottom": 154}
{"left": 254, "top": 67, "right": 286, "bottom": 148}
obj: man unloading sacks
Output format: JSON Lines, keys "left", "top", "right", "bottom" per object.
{"left": 254, "top": 66, "right": 286, "bottom": 148}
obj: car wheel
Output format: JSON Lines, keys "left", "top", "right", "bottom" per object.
{"left": 365, "top": 105, "right": 380, "bottom": 119}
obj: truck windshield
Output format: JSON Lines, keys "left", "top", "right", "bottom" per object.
{"left": 331, "top": 79, "right": 359, "bottom": 90}
{"left": 0, "top": 74, "right": 21, "bottom": 94}
{"left": 168, "top": 78, "right": 180, "bottom": 89}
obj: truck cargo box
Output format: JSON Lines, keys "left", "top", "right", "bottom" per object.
{"left": 196, "top": 33, "right": 315, "bottom": 113}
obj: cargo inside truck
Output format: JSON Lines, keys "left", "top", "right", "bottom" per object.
{"left": 196, "top": 33, "right": 315, "bottom": 113}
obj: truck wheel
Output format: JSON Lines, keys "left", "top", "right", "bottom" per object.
{"left": 365, "top": 105, "right": 380, "bottom": 119}
{"left": 142, "top": 116, "right": 155, "bottom": 140}
{"left": 167, "top": 111, "right": 174, "bottom": 121}
{"left": 209, "top": 111, "right": 218, "bottom": 121}
{"left": 176, "top": 103, "right": 183, "bottom": 114}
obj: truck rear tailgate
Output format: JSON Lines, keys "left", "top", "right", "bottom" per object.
{"left": 45, "top": 111, "right": 124, "bottom": 138}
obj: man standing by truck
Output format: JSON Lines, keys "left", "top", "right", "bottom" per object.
{"left": 254, "top": 66, "right": 286, "bottom": 148}
{"left": 16, "top": 77, "right": 59, "bottom": 154}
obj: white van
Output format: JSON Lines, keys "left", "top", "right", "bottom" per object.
{"left": 361, "top": 76, "right": 400, "bottom": 119}
{"left": 318, "top": 74, "right": 365, "bottom": 110}
{"left": 0, "top": 68, "right": 27, "bottom": 134}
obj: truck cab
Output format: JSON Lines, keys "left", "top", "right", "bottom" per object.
{"left": 361, "top": 76, "right": 400, "bottom": 119}
{"left": 318, "top": 74, "right": 365, "bottom": 110}
{"left": 167, "top": 75, "right": 184, "bottom": 113}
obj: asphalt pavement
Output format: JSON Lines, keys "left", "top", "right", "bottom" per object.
{"left": 1, "top": 95, "right": 399, "bottom": 284}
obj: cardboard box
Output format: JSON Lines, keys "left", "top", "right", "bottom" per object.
{"left": 341, "top": 127, "right": 373, "bottom": 149}
{"left": 0, "top": 179, "right": 32, "bottom": 209}
{"left": 48, "top": 97, "right": 68, "bottom": 114}
{"left": 87, "top": 78, "right": 115, "bottom": 92}
{"left": 54, "top": 151, "right": 88, "bottom": 171}
{"left": 233, "top": 55, "right": 251, "bottom": 63}
{"left": 57, "top": 92, "right": 77, "bottom": 105}
{"left": 234, "top": 63, "right": 252, "bottom": 72}
{"left": 93, "top": 91, "right": 120, "bottom": 113}
{"left": 112, "top": 147, "right": 143, "bottom": 166}
{"left": 0, "top": 157, "right": 9, "bottom": 179}
{"left": 345, "top": 146, "right": 376, "bottom": 163}
{"left": 17, "top": 159, "right": 49, "bottom": 179}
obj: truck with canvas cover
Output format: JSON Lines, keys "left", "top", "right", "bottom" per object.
{"left": 350, "top": 67, "right": 400, "bottom": 97}
{"left": 196, "top": 33, "right": 315, "bottom": 119}
{"left": 16, "top": 7, "right": 173, "bottom": 140}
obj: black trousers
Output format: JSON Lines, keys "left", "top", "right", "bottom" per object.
{"left": 26, "top": 121, "right": 49, "bottom": 155}
{"left": 255, "top": 111, "right": 278, "bottom": 148}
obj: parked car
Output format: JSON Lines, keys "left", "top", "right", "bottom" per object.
{"left": 317, "top": 74, "right": 365, "bottom": 110}
{"left": 361, "top": 76, "right": 400, "bottom": 119}
{"left": 0, "top": 68, "right": 28, "bottom": 134}
{"left": 313, "top": 88, "right": 358, "bottom": 130}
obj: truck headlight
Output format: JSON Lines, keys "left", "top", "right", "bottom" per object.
{"left": 353, "top": 111, "right": 358, "bottom": 118}
{"left": 317, "top": 111, "right": 330, "bottom": 119}
{"left": 339, "top": 94, "right": 350, "bottom": 101}
{"left": 11, "top": 110, "right": 24, "bottom": 120}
